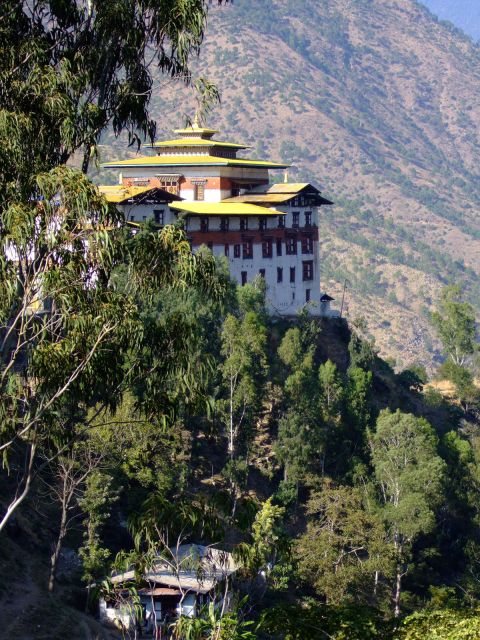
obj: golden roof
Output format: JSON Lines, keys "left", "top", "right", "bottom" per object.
{"left": 267, "top": 183, "right": 310, "bottom": 193}
{"left": 98, "top": 185, "right": 153, "bottom": 203}
{"left": 173, "top": 125, "right": 219, "bottom": 136}
{"left": 103, "top": 155, "right": 289, "bottom": 169}
{"left": 222, "top": 193, "right": 296, "bottom": 204}
{"left": 152, "top": 138, "right": 250, "bottom": 149}
{"left": 170, "top": 202, "right": 285, "bottom": 216}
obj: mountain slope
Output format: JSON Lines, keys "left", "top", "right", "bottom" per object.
{"left": 99, "top": 0, "right": 480, "bottom": 370}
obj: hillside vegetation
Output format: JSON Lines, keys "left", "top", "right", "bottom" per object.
{"left": 100, "top": 0, "right": 480, "bottom": 370}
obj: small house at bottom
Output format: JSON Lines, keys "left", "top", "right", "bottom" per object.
{"left": 99, "top": 545, "right": 237, "bottom": 634}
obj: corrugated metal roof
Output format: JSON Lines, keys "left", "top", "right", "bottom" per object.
{"left": 138, "top": 588, "right": 181, "bottom": 596}
{"left": 170, "top": 202, "right": 284, "bottom": 216}
{"left": 103, "top": 155, "right": 289, "bottom": 169}
{"left": 110, "top": 545, "right": 237, "bottom": 594}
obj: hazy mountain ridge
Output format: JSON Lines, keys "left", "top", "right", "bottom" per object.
{"left": 421, "top": 0, "right": 480, "bottom": 41}
{"left": 99, "top": 0, "right": 480, "bottom": 370}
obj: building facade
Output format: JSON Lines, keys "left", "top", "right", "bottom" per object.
{"left": 100, "top": 122, "right": 336, "bottom": 316}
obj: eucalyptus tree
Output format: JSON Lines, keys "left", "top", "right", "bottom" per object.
{"left": 296, "top": 481, "right": 393, "bottom": 608}
{"left": 0, "top": 0, "right": 224, "bottom": 531}
{"left": 432, "top": 286, "right": 477, "bottom": 367}
{"left": 219, "top": 309, "right": 268, "bottom": 461}
{"left": 0, "top": 169, "right": 221, "bottom": 531}
{"left": 368, "top": 410, "right": 446, "bottom": 617}
{"left": 0, "top": 0, "right": 217, "bottom": 182}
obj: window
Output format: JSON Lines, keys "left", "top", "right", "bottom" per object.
{"left": 259, "top": 269, "right": 265, "bottom": 278}
{"left": 207, "top": 242, "right": 213, "bottom": 251}
{"left": 194, "top": 182, "right": 205, "bottom": 201}
{"left": 302, "top": 260, "right": 314, "bottom": 281}
{"left": 286, "top": 236, "right": 297, "bottom": 255}
{"left": 142, "top": 215, "right": 147, "bottom": 221}
{"left": 302, "top": 235, "right": 314, "bottom": 254}
{"left": 154, "top": 209, "right": 165, "bottom": 225}
{"left": 305, "top": 211, "right": 312, "bottom": 227}
{"left": 240, "top": 217, "right": 248, "bottom": 231}
{"left": 306, "top": 289, "right": 311, "bottom": 302}
{"left": 276, "top": 239, "right": 282, "bottom": 256}
{"left": 224, "top": 244, "right": 229, "bottom": 257}
{"left": 292, "top": 212, "right": 300, "bottom": 228}
{"left": 277, "top": 267, "right": 283, "bottom": 283}
{"left": 243, "top": 240, "right": 253, "bottom": 259}
{"left": 259, "top": 217, "right": 267, "bottom": 231}
{"left": 220, "top": 217, "right": 229, "bottom": 232}
{"left": 130, "top": 215, "right": 135, "bottom": 221}
{"left": 200, "top": 217, "right": 209, "bottom": 232}
{"left": 234, "top": 244, "right": 241, "bottom": 258}
{"left": 241, "top": 271, "right": 247, "bottom": 286}
{"left": 278, "top": 216, "right": 285, "bottom": 229}
{"left": 159, "top": 178, "right": 179, "bottom": 194}
{"left": 262, "top": 239, "right": 272, "bottom": 258}
{"left": 131, "top": 178, "right": 150, "bottom": 187}
{"left": 290, "top": 267, "right": 295, "bottom": 283}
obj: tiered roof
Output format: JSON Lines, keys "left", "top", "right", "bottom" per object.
{"left": 104, "top": 122, "right": 288, "bottom": 169}
{"left": 104, "top": 155, "right": 288, "bottom": 169}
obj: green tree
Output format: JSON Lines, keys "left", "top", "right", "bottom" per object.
{"left": 431, "top": 286, "right": 477, "bottom": 366}
{"left": 318, "top": 360, "right": 344, "bottom": 473}
{"left": 438, "top": 360, "right": 480, "bottom": 413}
{"left": 369, "top": 410, "right": 446, "bottom": 617}
{"left": 275, "top": 326, "right": 321, "bottom": 485}
{"left": 341, "top": 366, "right": 373, "bottom": 461}
{"left": 296, "top": 481, "right": 392, "bottom": 607}
{"left": 396, "top": 608, "right": 480, "bottom": 639}
{"left": 0, "top": 0, "right": 222, "bottom": 531}
{"left": 79, "top": 470, "right": 117, "bottom": 606}
{"left": 219, "top": 312, "right": 268, "bottom": 460}
{"left": 0, "top": 0, "right": 214, "bottom": 180}
{"left": 276, "top": 410, "right": 317, "bottom": 484}
{"left": 236, "top": 498, "right": 286, "bottom": 578}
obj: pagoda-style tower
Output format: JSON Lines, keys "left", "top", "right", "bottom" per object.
{"left": 100, "top": 123, "right": 336, "bottom": 316}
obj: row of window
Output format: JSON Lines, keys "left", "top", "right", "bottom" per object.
{"left": 222, "top": 236, "right": 313, "bottom": 259}
{"left": 200, "top": 212, "right": 313, "bottom": 233}
{"left": 144, "top": 211, "right": 314, "bottom": 230}
{"left": 240, "top": 261, "right": 314, "bottom": 285}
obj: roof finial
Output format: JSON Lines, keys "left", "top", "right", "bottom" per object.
{"left": 284, "top": 170, "right": 289, "bottom": 183}
{"left": 193, "top": 111, "right": 200, "bottom": 129}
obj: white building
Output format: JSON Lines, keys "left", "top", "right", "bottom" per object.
{"left": 99, "top": 544, "right": 236, "bottom": 634}
{"left": 100, "top": 121, "right": 337, "bottom": 316}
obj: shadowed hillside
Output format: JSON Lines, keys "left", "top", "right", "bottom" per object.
{"left": 98, "top": 0, "right": 480, "bottom": 370}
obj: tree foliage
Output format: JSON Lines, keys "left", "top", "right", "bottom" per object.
{"left": 431, "top": 286, "right": 477, "bottom": 367}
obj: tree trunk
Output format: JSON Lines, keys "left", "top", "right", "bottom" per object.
{"left": 49, "top": 498, "right": 69, "bottom": 593}
{"left": 229, "top": 378, "right": 234, "bottom": 457}
{"left": 394, "top": 565, "right": 402, "bottom": 617}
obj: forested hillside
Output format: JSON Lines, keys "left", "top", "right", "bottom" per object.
{"left": 100, "top": 0, "right": 480, "bottom": 370}
{"left": 4, "top": 1, "right": 480, "bottom": 639}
